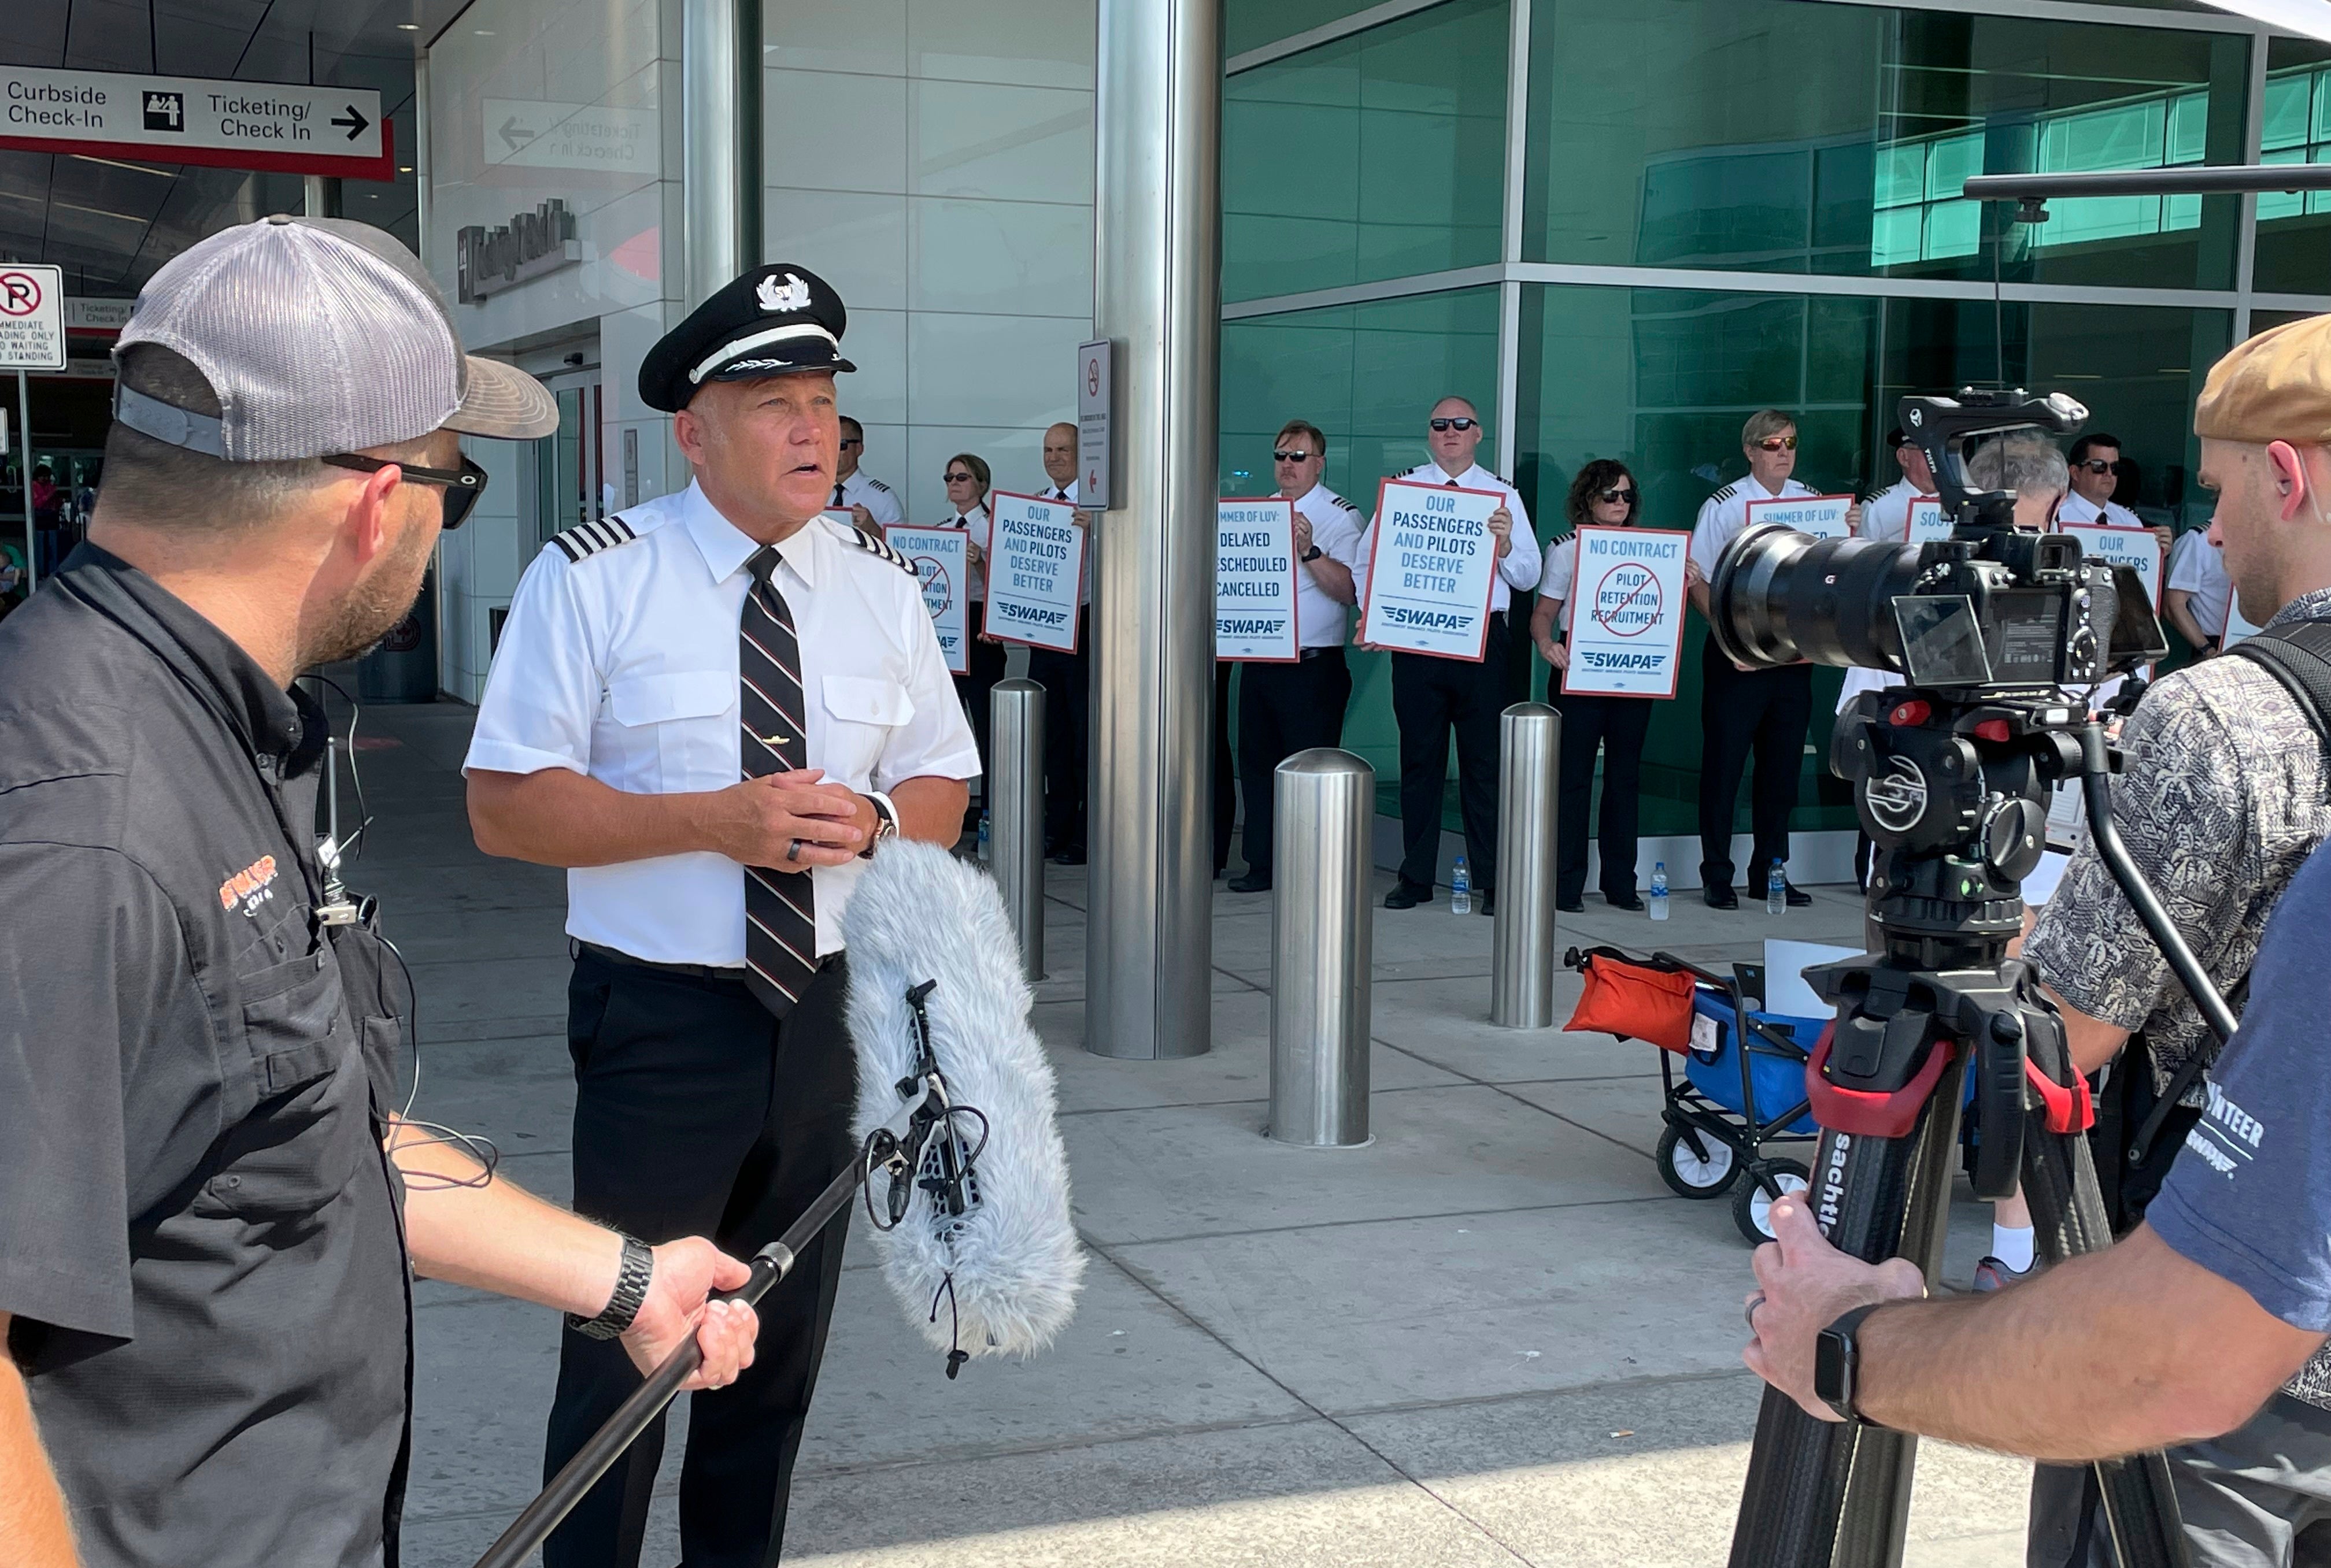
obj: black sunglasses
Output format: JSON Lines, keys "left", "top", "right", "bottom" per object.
{"left": 839, "top": 437, "right": 863, "bottom": 448}
{"left": 2076, "top": 458, "right": 2114, "bottom": 475}
{"left": 1429, "top": 417, "right": 1477, "bottom": 432}
{"left": 943, "top": 469, "right": 976, "bottom": 483}
{"left": 1596, "top": 486, "right": 1636, "bottom": 504}
{"left": 321, "top": 453, "right": 489, "bottom": 531}
{"left": 1274, "top": 448, "right": 1314, "bottom": 463}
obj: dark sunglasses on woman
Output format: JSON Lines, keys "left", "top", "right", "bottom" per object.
{"left": 1596, "top": 486, "right": 1635, "bottom": 504}
{"left": 321, "top": 452, "right": 489, "bottom": 531}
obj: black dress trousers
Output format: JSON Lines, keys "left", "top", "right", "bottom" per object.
{"left": 1027, "top": 608, "right": 1091, "bottom": 855}
{"left": 1390, "top": 611, "right": 1509, "bottom": 895}
{"left": 1546, "top": 683, "right": 1653, "bottom": 905}
{"left": 953, "top": 599, "right": 1008, "bottom": 822}
{"left": 1238, "top": 648, "right": 1353, "bottom": 880}
{"left": 1212, "top": 661, "right": 1237, "bottom": 874}
{"left": 543, "top": 948, "right": 856, "bottom": 1568}
{"left": 1695, "top": 636, "right": 1813, "bottom": 892}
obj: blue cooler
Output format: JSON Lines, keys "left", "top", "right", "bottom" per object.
{"left": 1684, "top": 989, "right": 1823, "bottom": 1136}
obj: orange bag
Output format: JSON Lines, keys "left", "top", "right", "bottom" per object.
{"left": 1564, "top": 951, "right": 1698, "bottom": 1052}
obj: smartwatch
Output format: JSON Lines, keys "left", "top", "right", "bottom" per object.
{"left": 1814, "top": 1302, "right": 1889, "bottom": 1424}
{"left": 1302, "top": 544, "right": 1324, "bottom": 563}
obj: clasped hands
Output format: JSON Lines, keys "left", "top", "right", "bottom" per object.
{"left": 712, "top": 767, "right": 872, "bottom": 870}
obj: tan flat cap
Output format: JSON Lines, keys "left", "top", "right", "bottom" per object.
{"left": 2195, "top": 313, "right": 2331, "bottom": 445}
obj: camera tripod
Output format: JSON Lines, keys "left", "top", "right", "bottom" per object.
{"left": 1727, "top": 707, "right": 2217, "bottom": 1568}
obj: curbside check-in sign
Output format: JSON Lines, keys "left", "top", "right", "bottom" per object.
{"left": 0, "top": 67, "right": 391, "bottom": 181}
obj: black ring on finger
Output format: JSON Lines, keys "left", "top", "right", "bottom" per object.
{"left": 786, "top": 839, "right": 802, "bottom": 863}
{"left": 1744, "top": 1292, "right": 1766, "bottom": 1334}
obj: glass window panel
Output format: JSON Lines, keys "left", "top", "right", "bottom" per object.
{"left": 1523, "top": 0, "right": 2247, "bottom": 290}
{"left": 2254, "top": 41, "right": 2331, "bottom": 294}
{"left": 1222, "top": 0, "right": 1508, "bottom": 304}
{"left": 2265, "top": 71, "right": 2312, "bottom": 150}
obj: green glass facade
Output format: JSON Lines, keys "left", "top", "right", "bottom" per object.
{"left": 1219, "top": 0, "right": 2331, "bottom": 839}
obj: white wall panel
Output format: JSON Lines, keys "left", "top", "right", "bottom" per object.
{"left": 767, "top": 188, "right": 911, "bottom": 310}
{"left": 907, "top": 0, "right": 1093, "bottom": 90}
{"left": 907, "top": 310, "right": 1087, "bottom": 428}
{"left": 765, "top": 69, "right": 910, "bottom": 194}
{"left": 765, "top": 0, "right": 908, "bottom": 77}
{"left": 909, "top": 80, "right": 1092, "bottom": 203}
{"left": 909, "top": 195, "right": 1092, "bottom": 317}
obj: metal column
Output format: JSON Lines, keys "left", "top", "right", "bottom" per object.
{"left": 1086, "top": 0, "right": 1220, "bottom": 1059}
{"left": 1491, "top": 702, "right": 1560, "bottom": 1027}
{"left": 682, "top": 0, "right": 762, "bottom": 310}
{"left": 991, "top": 680, "right": 1048, "bottom": 983}
{"left": 1268, "top": 750, "right": 1373, "bottom": 1147}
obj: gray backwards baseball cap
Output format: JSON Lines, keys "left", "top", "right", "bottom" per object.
{"left": 113, "top": 214, "right": 558, "bottom": 460}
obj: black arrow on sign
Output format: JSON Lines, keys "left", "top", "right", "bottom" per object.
{"left": 498, "top": 116, "right": 536, "bottom": 152}
{"left": 331, "top": 105, "right": 369, "bottom": 141}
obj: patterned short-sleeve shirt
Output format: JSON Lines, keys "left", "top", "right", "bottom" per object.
{"left": 2025, "top": 587, "right": 2331, "bottom": 1091}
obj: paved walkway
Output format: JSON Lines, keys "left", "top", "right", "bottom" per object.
{"left": 345, "top": 702, "right": 2029, "bottom": 1567}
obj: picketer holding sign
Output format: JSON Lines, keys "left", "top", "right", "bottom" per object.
{"left": 1356, "top": 396, "right": 1542, "bottom": 916}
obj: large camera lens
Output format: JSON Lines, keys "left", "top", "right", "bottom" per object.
{"left": 1706, "top": 525, "right": 1926, "bottom": 672}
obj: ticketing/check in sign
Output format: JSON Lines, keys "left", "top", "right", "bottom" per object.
{"left": 0, "top": 67, "right": 391, "bottom": 181}
{"left": 0, "top": 266, "right": 66, "bottom": 372}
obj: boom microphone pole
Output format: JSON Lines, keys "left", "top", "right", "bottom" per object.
{"left": 471, "top": 842, "right": 1083, "bottom": 1568}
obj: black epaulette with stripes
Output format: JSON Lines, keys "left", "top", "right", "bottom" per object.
{"left": 840, "top": 522, "right": 919, "bottom": 576}
{"left": 1329, "top": 492, "right": 1361, "bottom": 514}
{"left": 1711, "top": 483, "right": 1738, "bottom": 503}
{"left": 867, "top": 477, "right": 894, "bottom": 494}
{"left": 546, "top": 514, "right": 639, "bottom": 564}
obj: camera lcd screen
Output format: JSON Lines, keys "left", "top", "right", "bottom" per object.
{"left": 1991, "top": 590, "right": 2067, "bottom": 684}
{"left": 1895, "top": 595, "right": 1993, "bottom": 686}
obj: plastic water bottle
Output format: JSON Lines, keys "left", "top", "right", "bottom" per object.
{"left": 1766, "top": 858, "right": 1787, "bottom": 915}
{"left": 1451, "top": 856, "right": 1472, "bottom": 917}
{"left": 978, "top": 811, "right": 991, "bottom": 863}
{"left": 1649, "top": 861, "right": 1670, "bottom": 921}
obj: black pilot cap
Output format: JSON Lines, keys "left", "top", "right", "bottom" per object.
{"left": 638, "top": 262, "right": 857, "bottom": 413}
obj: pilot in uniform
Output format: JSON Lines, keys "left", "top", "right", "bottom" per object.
{"left": 464, "top": 264, "right": 977, "bottom": 1568}
{"left": 831, "top": 414, "right": 905, "bottom": 531}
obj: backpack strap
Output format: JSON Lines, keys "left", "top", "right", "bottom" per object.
{"left": 2223, "top": 617, "right": 2331, "bottom": 759}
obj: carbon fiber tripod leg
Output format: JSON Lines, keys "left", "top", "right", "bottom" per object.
{"left": 1728, "top": 1065, "right": 1963, "bottom": 1568}
{"left": 2019, "top": 1095, "right": 2190, "bottom": 1568}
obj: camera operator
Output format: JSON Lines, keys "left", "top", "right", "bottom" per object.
{"left": 1749, "top": 314, "right": 2331, "bottom": 1567}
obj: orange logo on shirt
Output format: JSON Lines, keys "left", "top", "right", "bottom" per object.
{"left": 218, "top": 855, "right": 279, "bottom": 914}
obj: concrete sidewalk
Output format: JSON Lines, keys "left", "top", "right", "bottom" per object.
{"left": 348, "top": 701, "right": 2029, "bottom": 1567}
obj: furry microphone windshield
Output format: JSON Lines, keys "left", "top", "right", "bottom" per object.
{"left": 841, "top": 840, "right": 1084, "bottom": 1366}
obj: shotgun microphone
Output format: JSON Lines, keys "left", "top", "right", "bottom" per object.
{"left": 841, "top": 839, "right": 1084, "bottom": 1367}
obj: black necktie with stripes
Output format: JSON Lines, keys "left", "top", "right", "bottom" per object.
{"left": 831, "top": 483, "right": 846, "bottom": 509}
{"left": 740, "top": 546, "right": 817, "bottom": 1017}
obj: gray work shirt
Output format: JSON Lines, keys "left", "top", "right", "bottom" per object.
{"left": 0, "top": 546, "right": 412, "bottom": 1565}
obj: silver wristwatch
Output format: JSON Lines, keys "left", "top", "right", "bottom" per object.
{"left": 567, "top": 1235, "right": 654, "bottom": 1340}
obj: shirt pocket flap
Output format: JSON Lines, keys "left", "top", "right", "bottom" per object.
{"left": 822, "top": 674, "right": 912, "bottom": 727}
{"left": 608, "top": 670, "right": 735, "bottom": 727}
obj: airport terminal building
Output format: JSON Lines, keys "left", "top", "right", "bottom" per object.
{"left": 6, "top": 0, "right": 2330, "bottom": 897}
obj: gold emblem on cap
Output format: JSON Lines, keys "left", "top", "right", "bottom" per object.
{"left": 757, "top": 273, "right": 810, "bottom": 313}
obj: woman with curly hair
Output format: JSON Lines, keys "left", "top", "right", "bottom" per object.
{"left": 1530, "top": 459, "right": 1655, "bottom": 912}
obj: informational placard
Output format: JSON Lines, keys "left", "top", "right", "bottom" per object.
{"left": 1357, "top": 479, "right": 1504, "bottom": 660}
{"left": 1215, "top": 498, "right": 1299, "bottom": 662}
{"left": 2061, "top": 524, "right": 2162, "bottom": 609}
{"left": 986, "top": 491, "right": 1085, "bottom": 651}
{"left": 1745, "top": 492, "right": 1853, "bottom": 540}
{"left": 1076, "top": 339, "right": 1115, "bottom": 510}
{"left": 886, "top": 525, "right": 969, "bottom": 674}
{"left": 0, "top": 66, "right": 391, "bottom": 180}
{"left": 0, "top": 266, "right": 66, "bottom": 370}
{"left": 1560, "top": 527, "right": 1692, "bottom": 698}
{"left": 1907, "top": 498, "right": 1953, "bottom": 544}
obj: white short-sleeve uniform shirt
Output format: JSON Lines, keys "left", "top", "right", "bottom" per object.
{"left": 1688, "top": 476, "right": 1819, "bottom": 580}
{"left": 2055, "top": 492, "right": 2145, "bottom": 531}
{"left": 832, "top": 469, "right": 905, "bottom": 527}
{"left": 1034, "top": 479, "right": 1090, "bottom": 607}
{"left": 1857, "top": 478, "right": 1933, "bottom": 544}
{"left": 1288, "top": 481, "right": 1366, "bottom": 648}
{"left": 1537, "top": 532, "right": 1579, "bottom": 632}
{"left": 464, "top": 481, "right": 979, "bottom": 965}
{"left": 1354, "top": 460, "right": 1543, "bottom": 613}
{"left": 935, "top": 502, "right": 993, "bottom": 602}
{"left": 2168, "top": 528, "right": 2234, "bottom": 638}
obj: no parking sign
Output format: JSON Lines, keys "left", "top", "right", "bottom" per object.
{"left": 0, "top": 265, "right": 65, "bottom": 370}
{"left": 1560, "top": 527, "right": 1690, "bottom": 698}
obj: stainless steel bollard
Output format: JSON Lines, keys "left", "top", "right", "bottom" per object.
{"left": 990, "top": 678, "right": 1046, "bottom": 982}
{"left": 1491, "top": 702, "right": 1561, "bottom": 1028}
{"left": 1268, "top": 748, "right": 1373, "bottom": 1147}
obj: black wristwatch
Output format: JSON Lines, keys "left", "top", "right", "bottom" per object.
{"left": 1302, "top": 544, "right": 1324, "bottom": 563}
{"left": 861, "top": 790, "right": 900, "bottom": 858}
{"left": 568, "top": 1235, "right": 654, "bottom": 1340}
{"left": 1814, "top": 1302, "right": 1889, "bottom": 1424}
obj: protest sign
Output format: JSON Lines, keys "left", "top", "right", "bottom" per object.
{"left": 886, "top": 525, "right": 970, "bottom": 674}
{"left": 2060, "top": 524, "right": 2162, "bottom": 609}
{"left": 1907, "top": 498, "right": 1953, "bottom": 544}
{"left": 1560, "top": 527, "right": 1691, "bottom": 698}
{"left": 1215, "top": 498, "right": 1299, "bottom": 661}
{"left": 986, "top": 491, "right": 1084, "bottom": 651}
{"left": 1356, "top": 479, "right": 1504, "bottom": 660}
{"left": 1745, "top": 492, "right": 1853, "bottom": 540}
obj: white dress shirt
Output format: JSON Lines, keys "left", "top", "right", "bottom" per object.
{"left": 1688, "top": 475, "right": 1819, "bottom": 579}
{"left": 831, "top": 469, "right": 905, "bottom": 526}
{"left": 1858, "top": 478, "right": 1936, "bottom": 544}
{"left": 2168, "top": 528, "right": 2234, "bottom": 639}
{"left": 2056, "top": 491, "right": 2144, "bottom": 531}
{"left": 1536, "top": 532, "right": 1583, "bottom": 634}
{"left": 1288, "top": 481, "right": 1366, "bottom": 647}
{"left": 1037, "top": 479, "right": 1090, "bottom": 607}
{"left": 934, "top": 502, "right": 993, "bottom": 601}
{"left": 1355, "top": 460, "right": 1542, "bottom": 613}
{"left": 465, "top": 481, "right": 979, "bottom": 965}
